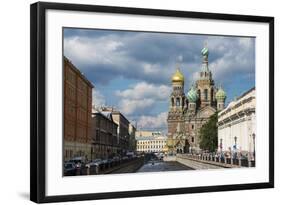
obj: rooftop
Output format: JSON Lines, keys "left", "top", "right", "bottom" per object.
{"left": 64, "top": 56, "right": 94, "bottom": 88}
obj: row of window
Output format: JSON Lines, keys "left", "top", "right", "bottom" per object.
{"left": 77, "top": 78, "right": 88, "bottom": 93}
{"left": 171, "top": 88, "right": 215, "bottom": 105}
{"left": 137, "top": 145, "right": 165, "bottom": 149}
{"left": 64, "top": 149, "right": 74, "bottom": 159}
{"left": 65, "top": 66, "right": 76, "bottom": 85}
{"left": 94, "top": 119, "right": 117, "bottom": 133}
{"left": 137, "top": 140, "right": 166, "bottom": 144}
{"left": 94, "top": 130, "right": 118, "bottom": 145}
{"left": 65, "top": 84, "right": 90, "bottom": 110}
{"left": 64, "top": 149, "right": 85, "bottom": 159}
{"left": 171, "top": 97, "right": 184, "bottom": 107}
{"left": 65, "top": 103, "right": 90, "bottom": 124}
{"left": 66, "top": 66, "right": 91, "bottom": 94}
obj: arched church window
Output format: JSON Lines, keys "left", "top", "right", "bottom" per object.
{"left": 171, "top": 98, "right": 174, "bottom": 107}
{"left": 211, "top": 88, "right": 214, "bottom": 101}
{"left": 176, "top": 98, "right": 180, "bottom": 107}
{"left": 204, "top": 89, "right": 208, "bottom": 100}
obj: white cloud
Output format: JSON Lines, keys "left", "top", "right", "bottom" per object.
{"left": 92, "top": 89, "right": 105, "bottom": 109}
{"left": 177, "top": 55, "right": 183, "bottom": 62}
{"left": 206, "top": 37, "right": 255, "bottom": 82}
{"left": 142, "top": 63, "right": 161, "bottom": 75}
{"left": 239, "top": 38, "right": 253, "bottom": 49}
{"left": 137, "top": 112, "right": 168, "bottom": 133}
{"left": 65, "top": 31, "right": 255, "bottom": 88}
{"left": 65, "top": 30, "right": 255, "bottom": 124}
{"left": 115, "top": 82, "right": 170, "bottom": 101}
{"left": 118, "top": 98, "right": 154, "bottom": 115}
{"left": 64, "top": 35, "right": 126, "bottom": 66}
{"left": 115, "top": 82, "right": 171, "bottom": 115}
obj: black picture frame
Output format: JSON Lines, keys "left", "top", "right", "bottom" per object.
{"left": 30, "top": 1, "right": 274, "bottom": 203}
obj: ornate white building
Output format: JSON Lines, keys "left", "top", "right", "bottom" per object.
{"left": 136, "top": 132, "right": 167, "bottom": 153}
{"left": 217, "top": 88, "right": 256, "bottom": 156}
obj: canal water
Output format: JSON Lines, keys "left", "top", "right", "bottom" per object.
{"left": 136, "top": 160, "right": 193, "bottom": 172}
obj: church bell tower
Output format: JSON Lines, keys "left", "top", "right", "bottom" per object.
{"left": 196, "top": 45, "right": 216, "bottom": 108}
{"left": 167, "top": 66, "right": 186, "bottom": 137}
{"left": 169, "top": 66, "right": 186, "bottom": 112}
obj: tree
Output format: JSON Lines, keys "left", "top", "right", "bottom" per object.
{"left": 199, "top": 112, "right": 218, "bottom": 152}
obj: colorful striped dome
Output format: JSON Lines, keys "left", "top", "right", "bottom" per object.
{"left": 201, "top": 47, "right": 209, "bottom": 56}
{"left": 216, "top": 88, "right": 226, "bottom": 101}
{"left": 187, "top": 86, "right": 198, "bottom": 102}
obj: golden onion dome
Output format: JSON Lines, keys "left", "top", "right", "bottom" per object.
{"left": 171, "top": 69, "right": 184, "bottom": 83}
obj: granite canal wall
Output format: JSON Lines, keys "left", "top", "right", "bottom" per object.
{"left": 106, "top": 158, "right": 144, "bottom": 174}
{"left": 172, "top": 154, "right": 247, "bottom": 170}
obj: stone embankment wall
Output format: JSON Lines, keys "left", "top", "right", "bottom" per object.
{"left": 165, "top": 154, "right": 245, "bottom": 170}
{"left": 176, "top": 157, "right": 224, "bottom": 169}
{"left": 106, "top": 158, "right": 144, "bottom": 174}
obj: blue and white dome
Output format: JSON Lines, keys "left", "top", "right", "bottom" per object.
{"left": 187, "top": 86, "right": 198, "bottom": 103}
{"left": 201, "top": 47, "right": 209, "bottom": 56}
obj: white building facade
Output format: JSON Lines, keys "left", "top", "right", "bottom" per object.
{"left": 136, "top": 135, "right": 167, "bottom": 153}
{"left": 217, "top": 88, "right": 256, "bottom": 156}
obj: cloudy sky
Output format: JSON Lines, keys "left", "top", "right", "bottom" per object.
{"left": 64, "top": 28, "right": 255, "bottom": 134}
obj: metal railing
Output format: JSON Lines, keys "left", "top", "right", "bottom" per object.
{"left": 177, "top": 152, "right": 255, "bottom": 168}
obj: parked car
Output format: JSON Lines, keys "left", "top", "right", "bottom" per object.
{"left": 126, "top": 151, "right": 135, "bottom": 159}
{"left": 121, "top": 156, "right": 129, "bottom": 162}
{"left": 85, "top": 159, "right": 103, "bottom": 174}
{"left": 112, "top": 156, "right": 121, "bottom": 166}
{"left": 102, "top": 159, "right": 111, "bottom": 169}
{"left": 85, "top": 159, "right": 102, "bottom": 168}
{"left": 107, "top": 158, "right": 114, "bottom": 167}
{"left": 69, "top": 156, "right": 86, "bottom": 169}
{"left": 64, "top": 162, "right": 76, "bottom": 176}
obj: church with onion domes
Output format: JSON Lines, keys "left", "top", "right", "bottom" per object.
{"left": 167, "top": 46, "right": 226, "bottom": 154}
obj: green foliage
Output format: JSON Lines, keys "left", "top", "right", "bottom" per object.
{"left": 199, "top": 112, "right": 218, "bottom": 152}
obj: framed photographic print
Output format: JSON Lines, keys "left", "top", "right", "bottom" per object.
{"left": 30, "top": 1, "right": 274, "bottom": 203}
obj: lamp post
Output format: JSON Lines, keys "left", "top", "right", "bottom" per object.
{"left": 253, "top": 133, "right": 256, "bottom": 160}
{"left": 234, "top": 136, "right": 237, "bottom": 149}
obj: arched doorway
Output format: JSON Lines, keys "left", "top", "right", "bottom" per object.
{"left": 184, "top": 139, "right": 190, "bottom": 153}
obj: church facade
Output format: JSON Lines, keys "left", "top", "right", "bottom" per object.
{"left": 167, "top": 46, "right": 226, "bottom": 154}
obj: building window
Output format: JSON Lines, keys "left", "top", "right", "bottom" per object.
{"left": 176, "top": 98, "right": 180, "bottom": 107}
{"left": 204, "top": 89, "right": 208, "bottom": 100}
{"left": 198, "top": 90, "right": 201, "bottom": 99}
{"left": 191, "top": 124, "right": 194, "bottom": 129}
{"left": 191, "top": 137, "right": 194, "bottom": 143}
